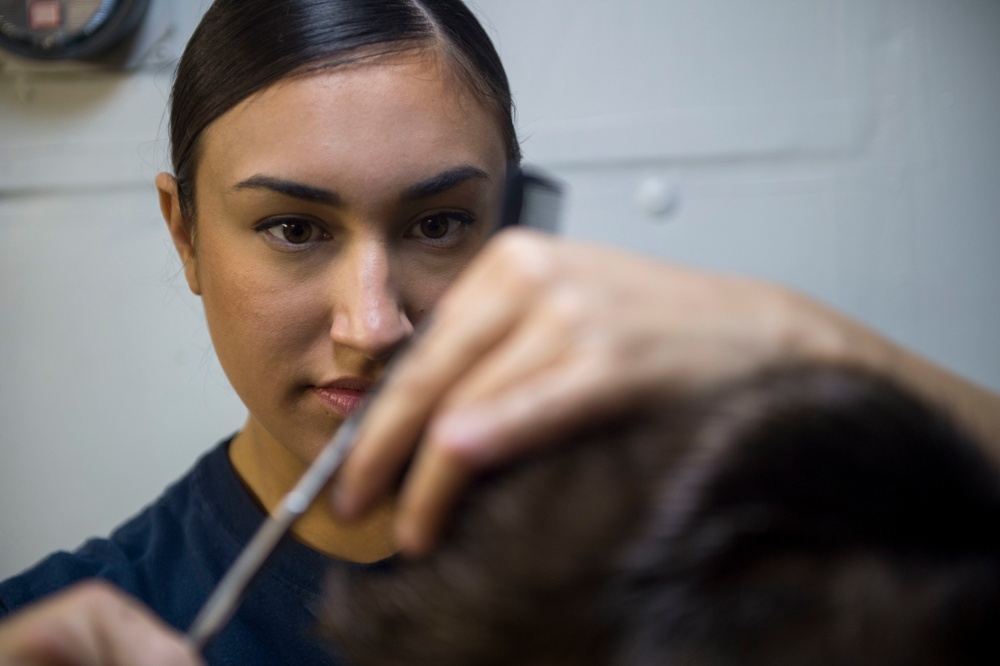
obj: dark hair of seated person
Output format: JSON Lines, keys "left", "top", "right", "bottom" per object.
{"left": 317, "top": 364, "right": 1000, "bottom": 666}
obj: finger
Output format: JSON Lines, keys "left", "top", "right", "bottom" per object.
{"left": 1, "top": 582, "right": 204, "bottom": 666}
{"left": 2, "top": 582, "right": 122, "bottom": 664}
{"left": 389, "top": 312, "right": 570, "bottom": 555}
{"left": 433, "top": 282, "right": 590, "bottom": 410}
{"left": 332, "top": 298, "right": 517, "bottom": 518}
{"left": 449, "top": 358, "right": 621, "bottom": 465}
{"left": 334, "top": 233, "right": 554, "bottom": 517}
{"left": 394, "top": 356, "right": 648, "bottom": 555}
{"left": 91, "top": 591, "right": 203, "bottom": 666}
{"left": 393, "top": 444, "right": 473, "bottom": 558}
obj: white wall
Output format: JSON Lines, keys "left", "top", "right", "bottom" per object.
{"left": 0, "top": 1, "right": 246, "bottom": 580}
{"left": 479, "top": 0, "right": 1000, "bottom": 388}
{"left": 1, "top": 0, "right": 998, "bottom": 580}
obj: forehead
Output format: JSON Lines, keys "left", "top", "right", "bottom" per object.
{"left": 197, "top": 50, "right": 506, "bottom": 202}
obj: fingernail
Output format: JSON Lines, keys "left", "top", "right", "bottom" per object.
{"left": 437, "top": 410, "right": 500, "bottom": 465}
{"left": 395, "top": 519, "right": 429, "bottom": 559}
{"left": 437, "top": 410, "right": 488, "bottom": 450}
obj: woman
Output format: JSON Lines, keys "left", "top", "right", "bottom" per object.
{"left": 1, "top": 0, "right": 999, "bottom": 663}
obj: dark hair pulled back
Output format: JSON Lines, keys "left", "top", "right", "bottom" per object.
{"left": 168, "top": 0, "right": 520, "bottom": 221}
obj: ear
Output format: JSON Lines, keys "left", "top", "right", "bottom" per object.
{"left": 156, "top": 172, "right": 201, "bottom": 296}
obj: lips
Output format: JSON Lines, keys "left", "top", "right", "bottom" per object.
{"left": 313, "top": 378, "right": 374, "bottom": 418}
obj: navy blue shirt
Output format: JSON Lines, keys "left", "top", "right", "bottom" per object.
{"left": 0, "top": 438, "right": 391, "bottom": 665}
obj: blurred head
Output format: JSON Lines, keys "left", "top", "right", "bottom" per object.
{"left": 319, "top": 365, "right": 1000, "bottom": 665}
{"left": 616, "top": 364, "right": 1000, "bottom": 666}
{"left": 320, "top": 399, "right": 684, "bottom": 666}
{"left": 156, "top": 0, "right": 519, "bottom": 466}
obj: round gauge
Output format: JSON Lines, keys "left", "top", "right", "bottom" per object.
{"left": 0, "top": 0, "right": 150, "bottom": 60}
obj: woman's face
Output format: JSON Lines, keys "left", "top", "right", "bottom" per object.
{"left": 167, "top": 51, "right": 507, "bottom": 465}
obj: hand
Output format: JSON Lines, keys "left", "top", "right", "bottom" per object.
{"left": 0, "top": 581, "right": 204, "bottom": 666}
{"left": 330, "top": 229, "right": 880, "bottom": 556}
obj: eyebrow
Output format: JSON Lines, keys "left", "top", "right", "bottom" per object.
{"left": 399, "top": 166, "right": 491, "bottom": 202}
{"left": 229, "top": 166, "right": 491, "bottom": 207}
{"left": 230, "top": 175, "right": 341, "bottom": 205}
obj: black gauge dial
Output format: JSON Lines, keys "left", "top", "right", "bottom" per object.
{"left": 0, "top": 0, "right": 150, "bottom": 60}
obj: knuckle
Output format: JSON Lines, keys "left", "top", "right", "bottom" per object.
{"left": 541, "top": 285, "right": 589, "bottom": 332}
{"left": 426, "top": 419, "right": 479, "bottom": 470}
{"left": 487, "top": 229, "right": 557, "bottom": 289}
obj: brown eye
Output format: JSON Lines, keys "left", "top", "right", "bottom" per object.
{"left": 407, "top": 212, "right": 474, "bottom": 247}
{"left": 279, "top": 220, "right": 312, "bottom": 244}
{"left": 418, "top": 214, "right": 451, "bottom": 239}
{"left": 257, "top": 216, "right": 329, "bottom": 250}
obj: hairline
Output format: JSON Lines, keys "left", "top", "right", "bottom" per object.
{"left": 178, "top": 39, "right": 515, "bottom": 226}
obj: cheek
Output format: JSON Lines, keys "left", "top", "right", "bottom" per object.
{"left": 196, "top": 245, "right": 330, "bottom": 387}
{"left": 212, "top": 286, "right": 319, "bottom": 350}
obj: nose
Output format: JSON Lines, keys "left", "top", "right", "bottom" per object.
{"left": 329, "top": 240, "right": 414, "bottom": 361}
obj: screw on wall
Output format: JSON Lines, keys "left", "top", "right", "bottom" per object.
{"left": 635, "top": 176, "right": 681, "bottom": 220}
